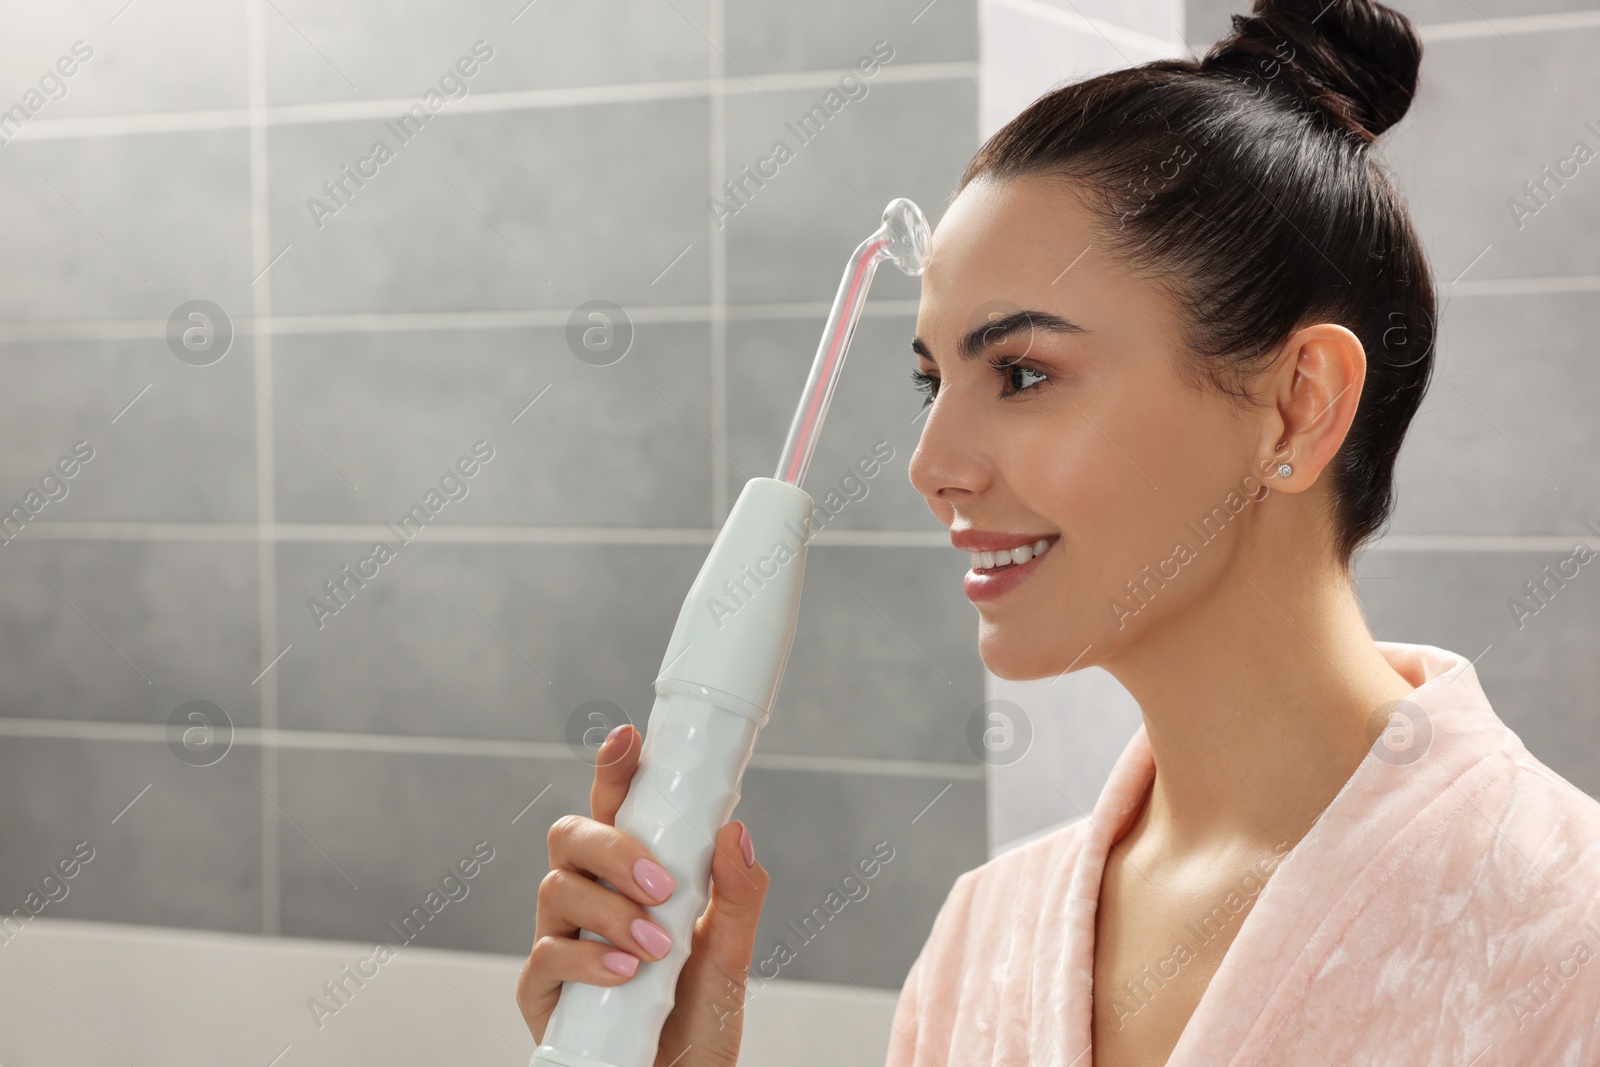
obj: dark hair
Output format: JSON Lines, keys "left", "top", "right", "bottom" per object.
{"left": 954, "top": 0, "right": 1435, "bottom": 567}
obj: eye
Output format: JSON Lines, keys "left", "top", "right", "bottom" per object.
{"left": 991, "top": 356, "right": 1049, "bottom": 398}
{"left": 910, "top": 367, "right": 938, "bottom": 407}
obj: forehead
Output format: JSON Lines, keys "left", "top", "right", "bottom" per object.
{"left": 927, "top": 176, "right": 1098, "bottom": 285}
{"left": 915, "top": 175, "right": 1177, "bottom": 355}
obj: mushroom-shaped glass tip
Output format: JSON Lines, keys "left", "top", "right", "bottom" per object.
{"left": 879, "top": 197, "right": 931, "bottom": 277}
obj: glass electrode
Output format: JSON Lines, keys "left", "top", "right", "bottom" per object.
{"left": 774, "top": 197, "right": 931, "bottom": 488}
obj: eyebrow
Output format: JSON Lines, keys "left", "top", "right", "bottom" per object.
{"left": 911, "top": 310, "right": 1087, "bottom": 363}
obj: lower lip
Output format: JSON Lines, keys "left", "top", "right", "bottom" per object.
{"left": 962, "top": 542, "right": 1055, "bottom": 603}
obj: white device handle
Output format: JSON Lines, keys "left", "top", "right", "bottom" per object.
{"left": 531, "top": 477, "right": 814, "bottom": 1067}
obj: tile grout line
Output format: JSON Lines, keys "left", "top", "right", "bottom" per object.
{"left": 1417, "top": 8, "right": 1600, "bottom": 41}
{"left": 7, "top": 61, "right": 981, "bottom": 144}
{"left": 245, "top": 0, "right": 281, "bottom": 940}
{"left": 13, "top": 4, "right": 1598, "bottom": 149}
{"left": 987, "top": 0, "right": 1184, "bottom": 55}
{"left": 710, "top": 0, "right": 728, "bottom": 527}
{"left": 17, "top": 521, "right": 954, "bottom": 545}
{"left": 0, "top": 299, "right": 922, "bottom": 342}
{"left": 0, "top": 274, "right": 1595, "bottom": 344}
{"left": 985, "top": 0, "right": 1600, "bottom": 47}
{"left": 22, "top": 524, "right": 1596, "bottom": 552}
{"left": 0, "top": 718, "right": 985, "bottom": 780}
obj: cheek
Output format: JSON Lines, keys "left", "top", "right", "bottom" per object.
{"left": 1019, "top": 384, "right": 1250, "bottom": 632}
{"left": 1016, "top": 397, "right": 1157, "bottom": 555}
{"left": 1038, "top": 433, "right": 1169, "bottom": 619}
{"left": 1114, "top": 415, "right": 1258, "bottom": 612}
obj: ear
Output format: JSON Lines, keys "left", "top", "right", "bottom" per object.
{"left": 1255, "top": 323, "right": 1365, "bottom": 490}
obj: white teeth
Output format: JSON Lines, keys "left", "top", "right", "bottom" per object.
{"left": 970, "top": 538, "right": 1053, "bottom": 571}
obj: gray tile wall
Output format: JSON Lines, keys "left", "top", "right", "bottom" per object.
{"left": 987, "top": 0, "right": 1600, "bottom": 851}
{"left": 0, "top": 0, "right": 985, "bottom": 995}
{"left": 1304, "top": 2, "right": 1600, "bottom": 800}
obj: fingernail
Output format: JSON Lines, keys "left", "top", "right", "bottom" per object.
{"left": 602, "top": 951, "right": 638, "bottom": 976}
{"left": 633, "top": 857, "right": 676, "bottom": 902}
{"left": 631, "top": 917, "right": 673, "bottom": 959}
{"left": 738, "top": 822, "right": 755, "bottom": 868}
{"left": 596, "top": 724, "right": 628, "bottom": 766}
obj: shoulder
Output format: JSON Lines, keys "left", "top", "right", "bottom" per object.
{"left": 1507, "top": 745, "right": 1600, "bottom": 831}
{"left": 1406, "top": 735, "right": 1600, "bottom": 917}
{"left": 887, "top": 818, "right": 1091, "bottom": 1065}
{"left": 968, "top": 817, "right": 1092, "bottom": 885}
{"left": 1347, "top": 736, "right": 1600, "bottom": 1026}
{"left": 1490, "top": 743, "right": 1600, "bottom": 925}
{"left": 1490, "top": 738, "right": 1600, "bottom": 872}
{"left": 1471, "top": 745, "right": 1600, "bottom": 1043}
{"left": 919, "top": 817, "right": 1090, "bottom": 956}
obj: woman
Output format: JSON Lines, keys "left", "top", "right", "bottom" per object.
{"left": 518, "top": 1, "right": 1600, "bottom": 1063}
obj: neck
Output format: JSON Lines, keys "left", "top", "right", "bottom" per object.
{"left": 1101, "top": 550, "right": 1419, "bottom": 857}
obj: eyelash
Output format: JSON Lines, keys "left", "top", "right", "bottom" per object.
{"left": 909, "top": 357, "right": 1051, "bottom": 407}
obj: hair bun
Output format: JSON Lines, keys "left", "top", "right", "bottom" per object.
{"left": 1200, "top": 0, "right": 1422, "bottom": 141}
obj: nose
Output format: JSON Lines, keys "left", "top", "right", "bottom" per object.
{"left": 907, "top": 385, "right": 992, "bottom": 508}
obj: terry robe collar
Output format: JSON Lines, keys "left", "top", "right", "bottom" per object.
{"left": 886, "top": 641, "right": 1600, "bottom": 1066}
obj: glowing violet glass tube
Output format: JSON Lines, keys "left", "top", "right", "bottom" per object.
{"left": 774, "top": 197, "right": 931, "bottom": 488}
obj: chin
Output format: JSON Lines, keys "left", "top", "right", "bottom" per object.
{"left": 976, "top": 624, "right": 1071, "bottom": 682}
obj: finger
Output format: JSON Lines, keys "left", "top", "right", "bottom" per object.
{"left": 693, "top": 820, "right": 770, "bottom": 980}
{"left": 547, "top": 813, "right": 678, "bottom": 909}
{"left": 519, "top": 932, "right": 642, "bottom": 1045}
{"left": 533, "top": 867, "right": 675, "bottom": 963}
{"left": 590, "top": 723, "right": 640, "bottom": 827}
{"left": 518, "top": 931, "right": 648, "bottom": 1020}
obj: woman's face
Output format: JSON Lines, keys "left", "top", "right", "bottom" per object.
{"left": 908, "top": 175, "right": 1289, "bottom": 680}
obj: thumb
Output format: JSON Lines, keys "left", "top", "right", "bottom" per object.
{"left": 693, "top": 820, "right": 770, "bottom": 980}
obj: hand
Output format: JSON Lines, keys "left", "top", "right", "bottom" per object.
{"left": 517, "top": 723, "right": 771, "bottom": 1067}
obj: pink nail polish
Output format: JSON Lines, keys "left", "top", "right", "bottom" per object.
{"left": 738, "top": 822, "right": 755, "bottom": 867}
{"left": 633, "top": 857, "right": 676, "bottom": 902}
{"left": 600, "top": 723, "right": 627, "bottom": 754}
{"left": 602, "top": 951, "right": 639, "bottom": 977}
{"left": 631, "top": 917, "right": 673, "bottom": 959}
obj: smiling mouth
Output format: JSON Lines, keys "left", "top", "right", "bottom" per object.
{"left": 968, "top": 537, "right": 1055, "bottom": 573}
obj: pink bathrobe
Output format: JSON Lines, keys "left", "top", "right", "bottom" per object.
{"left": 886, "top": 641, "right": 1600, "bottom": 1065}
